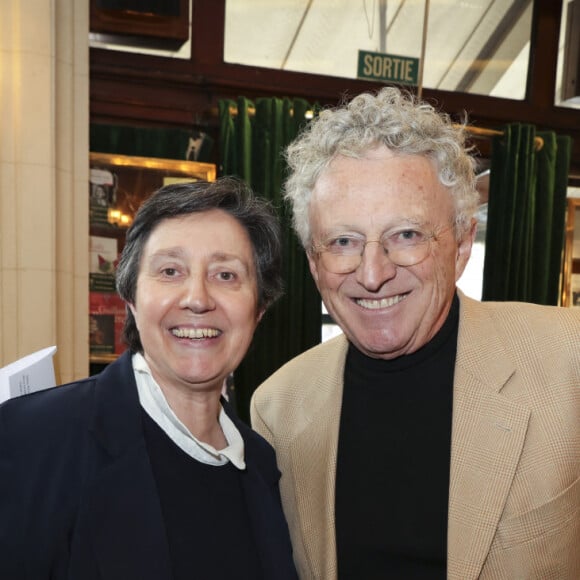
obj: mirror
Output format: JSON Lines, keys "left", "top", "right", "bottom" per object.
{"left": 561, "top": 197, "right": 580, "bottom": 307}
{"left": 89, "top": 153, "right": 216, "bottom": 365}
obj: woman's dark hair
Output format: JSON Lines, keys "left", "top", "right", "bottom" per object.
{"left": 115, "top": 176, "right": 283, "bottom": 353}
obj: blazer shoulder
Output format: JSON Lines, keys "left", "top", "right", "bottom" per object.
{"left": 256, "top": 334, "right": 347, "bottom": 395}
{"left": 0, "top": 376, "right": 96, "bottom": 424}
{"left": 0, "top": 376, "right": 97, "bottom": 453}
{"left": 0, "top": 352, "right": 136, "bottom": 454}
{"left": 459, "top": 296, "right": 580, "bottom": 402}
{"left": 462, "top": 296, "right": 579, "bottom": 350}
{"left": 462, "top": 294, "right": 580, "bottom": 326}
{"left": 251, "top": 335, "right": 347, "bottom": 440}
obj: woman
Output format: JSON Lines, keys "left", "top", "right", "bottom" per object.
{"left": 0, "top": 177, "right": 297, "bottom": 580}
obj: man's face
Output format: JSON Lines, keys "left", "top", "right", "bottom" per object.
{"left": 308, "top": 145, "right": 475, "bottom": 360}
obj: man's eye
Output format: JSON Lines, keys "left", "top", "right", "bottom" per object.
{"left": 329, "top": 237, "right": 359, "bottom": 249}
{"left": 392, "top": 230, "right": 427, "bottom": 244}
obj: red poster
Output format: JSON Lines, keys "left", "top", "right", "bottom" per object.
{"left": 89, "top": 292, "right": 127, "bottom": 356}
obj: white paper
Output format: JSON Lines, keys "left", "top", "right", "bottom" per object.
{"left": 0, "top": 346, "right": 57, "bottom": 404}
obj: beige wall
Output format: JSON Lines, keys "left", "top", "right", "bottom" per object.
{"left": 0, "top": 0, "right": 89, "bottom": 383}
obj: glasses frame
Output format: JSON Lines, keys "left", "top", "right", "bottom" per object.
{"left": 312, "top": 224, "right": 454, "bottom": 274}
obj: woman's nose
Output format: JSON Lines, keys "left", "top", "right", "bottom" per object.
{"left": 179, "top": 276, "right": 216, "bottom": 313}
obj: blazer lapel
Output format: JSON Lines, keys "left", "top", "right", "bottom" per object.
{"left": 78, "top": 440, "right": 173, "bottom": 580}
{"left": 288, "top": 336, "right": 348, "bottom": 579}
{"left": 238, "top": 451, "right": 297, "bottom": 580}
{"left": 448, "top": 296, "right": 531, "bottom": 580}
{"left": 76, "top": 353, "right": 173, "bottom": 580}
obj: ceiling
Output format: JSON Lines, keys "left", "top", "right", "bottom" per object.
{"left": 224, "top": 0, "right": 534, "bottom": 100}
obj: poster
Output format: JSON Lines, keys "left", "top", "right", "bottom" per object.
{"left": 89, "top": 292, "right": 126, "bottom": 356}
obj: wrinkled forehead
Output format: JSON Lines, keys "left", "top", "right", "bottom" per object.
{"left": 310, "top": 152, "right": 453, "bottom": 233}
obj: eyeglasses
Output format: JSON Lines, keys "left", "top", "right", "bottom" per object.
{"left": 312, "top": 225, "right": 452, "bottom": 274}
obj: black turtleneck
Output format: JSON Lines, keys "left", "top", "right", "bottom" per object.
{"left": 335, "top": 294, "right": 459, "bottom": 580}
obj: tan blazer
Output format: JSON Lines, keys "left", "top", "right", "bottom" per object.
{"left": 251, "top": 293, "right": 580, "bottom": 579}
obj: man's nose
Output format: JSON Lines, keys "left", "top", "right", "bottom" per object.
{"left": 355, "top": 242, "right": 397, "bottom": 290}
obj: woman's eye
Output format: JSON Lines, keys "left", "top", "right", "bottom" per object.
{"left": 217, "top": 271, "right": 236, "bottom": 281}
{"left": 161, "top": 267, "right": 178, "bottom": 277}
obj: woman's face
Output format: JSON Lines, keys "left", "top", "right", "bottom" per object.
{"left": 129, "top": 209, "right": 263, "bottom": 398}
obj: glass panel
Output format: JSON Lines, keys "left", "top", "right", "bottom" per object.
{"left": 322, "top": 323, "right": 344, "bottom": 342}
{"left": 561, "top": 191, "right": 580, "bottom": 306}
{"left": 556, "top": 0, "right": 580, "bottom": 109}
{"left": 457, "top": 202, "right": 487, "bottom": 301}
{"left": 225, "top": 0, "right": 533, "bottom": 99}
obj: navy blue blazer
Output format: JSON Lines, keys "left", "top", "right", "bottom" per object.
{"left": 0, "top": 351, "right": 298, "bottom": 580}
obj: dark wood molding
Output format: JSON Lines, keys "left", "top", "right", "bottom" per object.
{"left": 90, "top": 0, "right": 189, "bottom": 49}
{"left": 90, "top": 0, "right": 580, "bottom": 176}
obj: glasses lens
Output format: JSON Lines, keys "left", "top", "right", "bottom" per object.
{"left": 389, "top": 243, "right": 430, "bottom": 267}
{"left": 318, "top": 252, "right": 355, "bottom": 274}
{"left": 319, "top": 239, "right": 431, "bottom": 273}
{"left": 316, "top": 225, "right": 451, "bottom": 273}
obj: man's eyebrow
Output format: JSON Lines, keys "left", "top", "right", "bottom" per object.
{"left": 323, "top": 218, "right": 425, "bottom": 234}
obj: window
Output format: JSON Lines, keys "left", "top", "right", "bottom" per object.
{"left": 225, "top": 0, "right": 533, "bottom": 100}
{"left": 556, "top": 0, "right": 580, "bottom": 109}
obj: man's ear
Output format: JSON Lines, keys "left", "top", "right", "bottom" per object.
{"left": 455, "top": 218, "right": 477, "bottom": 282}
{"left": 307, "top": 250, "right": 320, "bottom": 283}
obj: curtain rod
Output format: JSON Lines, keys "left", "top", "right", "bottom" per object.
{"left": 215, "top": 106, "right": 544, "bottom": 151}
{"left": 217, "top": 105, "right": 314, "bottom": 120}
{"left": 460, "top": 125, "right": 544, "bottom": 151}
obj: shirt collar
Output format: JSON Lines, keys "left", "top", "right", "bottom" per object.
{"left": 132, "top": 353, "right": 246, "bottom": 470}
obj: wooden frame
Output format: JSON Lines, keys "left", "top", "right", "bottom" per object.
{"left": 90, "top": 152, "right": 216, "bottom": 191}
{"left": 90, "top": 0, "right": 189, "bottom": 50}
{"left": 561, "top": 197, "right": 580, "bottom": 307}
{"left": 89, "top": 153, "right": 216, "bottom": 364}
{"left": 90, "top": 0, "right": 580, "bottom": 180}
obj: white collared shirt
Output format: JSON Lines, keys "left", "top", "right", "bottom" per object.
{"left": 132, "top": 353, "right": 246, "bottom": 470}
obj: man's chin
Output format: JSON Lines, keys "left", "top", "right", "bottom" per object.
{"left": 348, "top": 332, "right": 413, "bottom": 360}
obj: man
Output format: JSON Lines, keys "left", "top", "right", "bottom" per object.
{"left": 250, "top": 87, "right": 580, "bottom": 579}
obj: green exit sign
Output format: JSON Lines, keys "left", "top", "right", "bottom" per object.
{"left": 357, "top": 50, "right": 419, "bottom": 85}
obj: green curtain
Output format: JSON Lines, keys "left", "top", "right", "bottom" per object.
{"left": 219, "top": 96, "right": 322, "bottom": 422}
{"left": 482, "top": 123, "right": 572, "bottom": 305}
{"left": 90, "top": 124, "right": 193, "bottom": 159}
